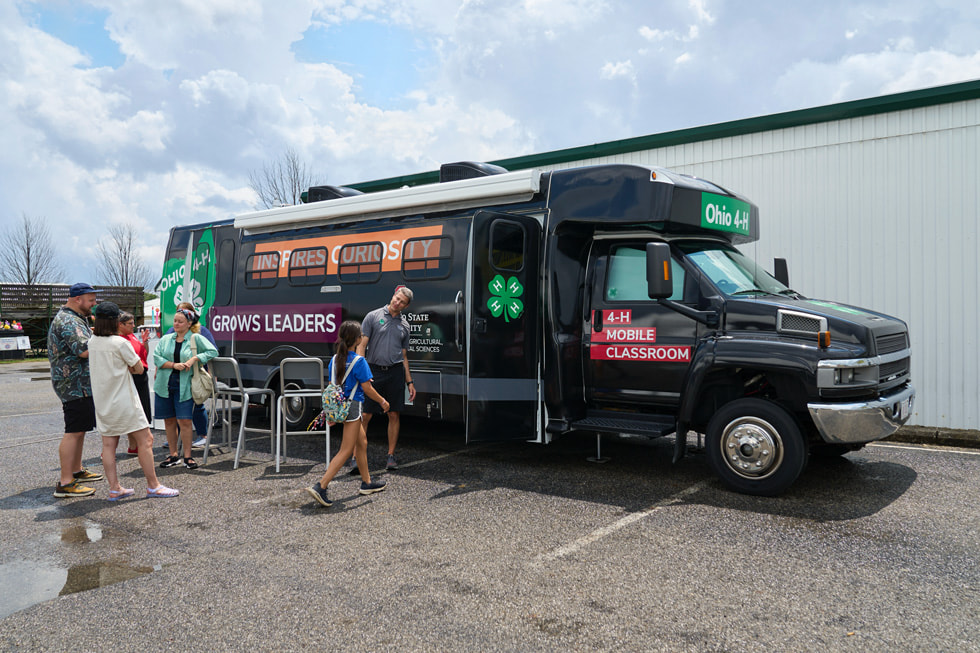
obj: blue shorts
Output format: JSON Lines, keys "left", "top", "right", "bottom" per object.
{"left": 154, "top": 391, "right": 194, "bottom": 420}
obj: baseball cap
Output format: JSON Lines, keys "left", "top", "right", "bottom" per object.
{"left": 94, "top": 301, "right": 120, "bottom": 319}
{"left": 69, "top": 282, "right": 97, "bottom": 297}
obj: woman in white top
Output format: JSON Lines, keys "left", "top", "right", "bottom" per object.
{"left": 88, "top": 302, "right": 178, "bottom": 499}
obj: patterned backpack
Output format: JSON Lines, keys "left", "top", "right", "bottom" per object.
{"left": 322, "top": 354, "right": 361, "bottom": 423}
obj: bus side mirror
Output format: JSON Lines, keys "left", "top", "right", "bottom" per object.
{"left": 646, "top": 242, "right": 673, "bottom": 299}
{"left": 773, "top": 258, "right": 789, "bottom": 286}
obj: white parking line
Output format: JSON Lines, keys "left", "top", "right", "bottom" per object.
{"left": 0, "top": 434, "right": 65, "bottom": 449}
{"left": 0, "top": 410, "right": 60, "bottom": 419}
{"left": 869, "top": 442, "right": 980, "bottom": 456}
{"left": 248, "top": 445, "right": 494, "bottom": 504}
{"left": 538, "top": 480, "right": 710, "bottom": 562}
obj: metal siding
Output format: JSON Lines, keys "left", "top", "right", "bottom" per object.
{"left": 554, "top": 98, "right": 980, "bottom": 429}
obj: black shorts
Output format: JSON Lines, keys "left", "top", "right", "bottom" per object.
{"left": 363, "top": 365, "right": 406, "bottom": 414}
{"left": 63, "top": 396, "right": 96, "bottom": 433}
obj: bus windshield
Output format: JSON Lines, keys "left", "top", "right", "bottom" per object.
{"left": 678, "top": 242, "right": 795, "bottom": 298}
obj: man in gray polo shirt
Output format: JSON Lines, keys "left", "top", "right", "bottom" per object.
{"left": 354, "top": 286, "right": 416, "bottom": 471}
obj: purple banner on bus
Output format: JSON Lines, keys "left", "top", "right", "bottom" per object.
{"left": 210, "top": 304, "right": 341, "bottom": 343}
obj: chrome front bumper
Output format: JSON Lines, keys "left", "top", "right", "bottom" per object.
{"left": 807, "top": 384, "right": 915, "bottom": 444}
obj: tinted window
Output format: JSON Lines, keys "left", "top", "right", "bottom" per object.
{"left": 402, "top": 236, "right": 453, "bottom": 280}
{"left": 245, "top": 252, "right": 280, "bottom": 289}
{"left": 288, "top": 247, "right": 328, "bottom": 286}
{"left": 606, "top": 245, "right": 685, "bottom": 302}
{"left": 490, "top": 221, "right": 525, "bottom": 272}
{"left": 216, "top": 238, "right": 236, "bottom": 305}
{"left": 338, "top": 242, "right": 383, "bottom": 283}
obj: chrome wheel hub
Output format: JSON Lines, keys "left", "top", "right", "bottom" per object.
{"left": 720, "top": 417, "right": 783, "bottom": 479}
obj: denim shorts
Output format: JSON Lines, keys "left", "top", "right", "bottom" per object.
{"left": 154, "top": 391, "right": 194, "bottom": 420}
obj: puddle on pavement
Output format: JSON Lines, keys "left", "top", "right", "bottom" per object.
{"left": 0, "top": 519, "right": 157, "bottom": 619}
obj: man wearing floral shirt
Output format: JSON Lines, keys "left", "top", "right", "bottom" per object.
{"left": 48, "top": 283, "right": 104, "bottom": 497}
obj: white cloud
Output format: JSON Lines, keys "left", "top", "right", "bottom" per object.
{"left": 600, "top": 60, "right": 635, "bottom": 81}
{"left": 688, "top": 0, "right": 714, "bottom": 25}
{"left": 775, "top": 47, "right": 980, "bottom": 106}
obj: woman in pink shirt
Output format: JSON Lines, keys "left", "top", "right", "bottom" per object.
{"left": 118, "top": 312, "right": 152, "bottom": 454}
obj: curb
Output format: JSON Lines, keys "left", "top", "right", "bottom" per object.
{"left": 886, "top": 425, "right": 980, "bottom": 449}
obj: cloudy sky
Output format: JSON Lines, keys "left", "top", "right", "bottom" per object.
{"left": 2, "top": 0, "right": 979, "bottom": 287}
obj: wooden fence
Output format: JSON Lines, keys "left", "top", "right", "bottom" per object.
{"left": 0, "top": 284, "right": 145, "bottom": 354}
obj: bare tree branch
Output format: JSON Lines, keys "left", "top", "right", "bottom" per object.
{"left": 247, "top": 146, "right": 323, "bottom": 209}
{"left": 95, "top": 223, "right": 151, "bottom": 288}
{"left": 0, "top": 213, "right": 64, "bottom": 284}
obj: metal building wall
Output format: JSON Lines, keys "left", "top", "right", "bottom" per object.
{"left": 541, "top": 99, "right": 980, "bottom": 430}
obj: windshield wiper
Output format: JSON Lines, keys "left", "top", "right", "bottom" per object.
{"left": 731, "top": 288, "right": 780, "bottom": 296}
{"left": 777, "top": 288, "right": 804, "bottom": 298}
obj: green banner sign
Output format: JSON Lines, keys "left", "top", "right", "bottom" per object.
{"left": 159, "top": 228, "right": 215, "bottom": 332}
{"left": 701, "top": 192, "right": 751, "bottom": 236}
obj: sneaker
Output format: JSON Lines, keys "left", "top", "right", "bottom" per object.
{"left": 347, "top": 457, "right": 359, "bottom": 475}
{"left": 305, "top": 482, "right": 332, "bottom": 507}
{"left": 126, "top": 448, "right": 139, "bottom": 456}
{"left": 359, "top": 479, "right": 387, "bottom": 495}
{"left": 386, "top": 454, "right": 398, "bottom": 470}
{"left": 54, "top": 480, "right": 95, "bottom": 498}
{"left": 73, "top": 468, "right": 104, "bottom": 483}
{"left": 191, "top": 437, "right": 207, "bottom": 448}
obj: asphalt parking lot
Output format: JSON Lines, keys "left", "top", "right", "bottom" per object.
{"left": 1, "top": 359, "right": 979, "bottom": 652}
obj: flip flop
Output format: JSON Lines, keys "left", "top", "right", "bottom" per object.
{"left": 146, "top": 485, "right": 180, "bottom": 498}
{"left": 107, "top": 488, "right": 136, "bottom": 501}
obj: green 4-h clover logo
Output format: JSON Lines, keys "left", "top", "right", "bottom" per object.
{"left": 487, "top": 274, "right": 524, "bottom": 322}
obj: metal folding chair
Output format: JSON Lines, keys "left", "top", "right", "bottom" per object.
{"left": 275, "top": 357, "right": 327, "bottom": 473}
{"left": 205, "top": 357, "right": 274, "bottom": 469}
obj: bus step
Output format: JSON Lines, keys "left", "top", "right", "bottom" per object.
{"left": 571, "top": 413, "right": 676, "bottom": 438}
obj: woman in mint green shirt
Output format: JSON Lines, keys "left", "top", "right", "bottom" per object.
{"left": 153, "top": 309, "right": 218, "bottom": 469}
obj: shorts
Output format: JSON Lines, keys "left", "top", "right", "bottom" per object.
{"left": 154, "top": 390, "right": 195, "bottom": 420}
{"left": 63, "top": 396, "right": 96, "bottom": 433}
{"left": 362, "top": 365, "right": 406, "bottom": 414}
{"left": 345, "top": 400, "right": 363, "bottom": 423}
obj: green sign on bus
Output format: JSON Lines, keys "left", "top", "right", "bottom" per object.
{"left": 701, "top": 192, "right": 751, "bottom": 236}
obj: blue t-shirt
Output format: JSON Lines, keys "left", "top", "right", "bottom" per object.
{"left": 327, "top": 352, "right": 372, "bottom": 402}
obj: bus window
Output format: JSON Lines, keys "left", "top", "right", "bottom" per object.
{"left": 490, "top": 221, "right": 525, "bottom": 272}
{"left": 245, "top": 252, "right": 280, "bottom": 289}
{"left": 216, "top": 238, "right": 236, "bottom": 306}
{"left": 605, "top": 245, "right": 685, "bottom": 301}
{"left": 338, "top": 241, "right": 383, "bottom": 283}
{"left": 288, "top": 247, "right": 327, "bottom": 286}
{"left": 402, "top": 236, "right": 453, "bottom": 280}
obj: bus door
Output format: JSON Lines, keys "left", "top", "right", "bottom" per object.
{"left": 465, "top": 211, "right": 541, "bottom": 443}
{"left": 585, "top": 241, "right": 697, "bottom": 409}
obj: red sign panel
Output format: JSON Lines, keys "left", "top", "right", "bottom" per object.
{"left": 590, "top": 345, "right": 692, "bottom": 362}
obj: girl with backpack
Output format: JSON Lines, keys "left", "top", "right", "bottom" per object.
{"left": 306, "top": 320, "right": 389, "bottom": 507}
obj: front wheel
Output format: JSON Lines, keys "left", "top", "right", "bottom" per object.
{"left": 705, "top": 398, "right": 807, "bottom": 496}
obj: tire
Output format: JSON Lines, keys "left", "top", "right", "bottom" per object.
{"left": 276, "top": 382, "right": 320, "bottom": 429}
{"left": 705, "top": 398, "right": 807, "bottom": 496}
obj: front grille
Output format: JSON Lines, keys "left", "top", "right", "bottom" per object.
{"left": 879, "top": 357, "right": 909, "bottom": 380}
{"left": 876, "top": 332, "right": 908, "bottom": 355}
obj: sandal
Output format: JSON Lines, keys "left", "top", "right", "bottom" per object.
{"left": 146, "top": 484, "right": 180, "bottom": 498}
{"left": 183, "top": 457, "right": 199, "bottom": 470}
{"left": 107, "top": 488, "right": 135, "bottom": 501}
{"left": 159, "top": 455, "right": 182, "bottom": 468}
